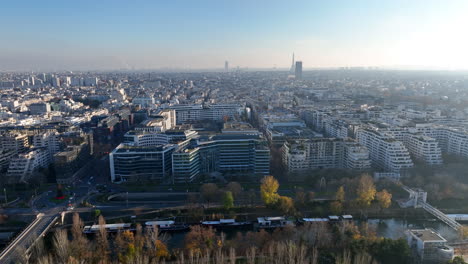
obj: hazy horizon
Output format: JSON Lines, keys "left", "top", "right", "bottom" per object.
{"left": 1, "top": 0, "right": 468, "bottom": 71}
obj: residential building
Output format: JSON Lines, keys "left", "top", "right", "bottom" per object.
{"left": 403, "top": 134, "right": 442, "bottom": 165}
{"left": 282, "top": 138, "right": 371, "bottom": 173}
{"left": 29, "top": 102, "right": 51, "bottom": 115}
{"left": 356, "top": 128, "right": 413, "bottom": 172}
{"left": 7, "top": 149, "right": 50, "bottom": 183}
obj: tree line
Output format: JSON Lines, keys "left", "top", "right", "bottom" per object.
{"left": 20, "top": 212, "right": 413, "bottom": 264}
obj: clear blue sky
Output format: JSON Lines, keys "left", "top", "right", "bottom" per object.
{"left": 1, "top": 0, "right": 467, "bottom": 71}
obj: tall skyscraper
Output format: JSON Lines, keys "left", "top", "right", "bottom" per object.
{"left": 290, "top": 53, "right": 295, "bottom": 73}
{"left": 295, "top": 61, "right": 303, "bottom": 80}
{"left": 225, "top": 61, "right": 229, "bottom": 72}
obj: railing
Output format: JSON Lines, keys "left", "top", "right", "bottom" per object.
{"left": 401, "top": 184, "right": 462, "bottom": 231}
{"left": 25, "top": 216, "right": 59, "bottom": 257}
{"left": 0, "top": 213, "right": 44, "bottom": 262}
{"left": 419, "top": 201, "right": 462, "bottom": 230}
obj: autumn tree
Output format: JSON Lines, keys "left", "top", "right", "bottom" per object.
{"left": 330, "top": 201, "right": 343, "bottom": 215}
{"left": 185, "top": 226, "right": 219, "bottom": 254}
{"left": 226, "top": 182, "right": 242, "bottom": 198}
{"left": 116, "top": 230, "right": 136, "bottom": 263}
{"left": 70, "top": 213, "right": 89, "bottom": 261}
{"left": 355, "top": 174, "right": 377, "bottom": 208}
{"left": 200, "top": 183, "right": 219, "bottom": 207}
{"left": 336, "top": 186, "right": 345, "bottom": 202}
{"left": 223, "top": 191, "right": 234, "bottom": 210}
{"left": 260, "top": 176, "right": 280, "bottom": 206}
{"left": 94, "top": 215, "right": 109, "bottom": 263}
{"left": 294, "top": 187, "right": 307, "bottom": 207}
{"left": 276, "top": 196, "right": 295, "bottom": 215}
{"left": 144, "top": 225, "right": 170, "bottom": 261}
{"left": 376, "top": 189, "right": 392, "bottom": 209}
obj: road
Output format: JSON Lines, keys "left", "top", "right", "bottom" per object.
{"left": 0, "top": 158, "right": 102, "bottom": 263}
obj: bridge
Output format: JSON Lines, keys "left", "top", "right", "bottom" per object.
{"left": 401, "top": 185, "right": 462, "bottom": 231}
{"left": 0, "top": 212, "right": 60, "bottom": 263}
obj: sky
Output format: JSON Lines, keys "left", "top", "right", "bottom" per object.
{"left": 1, "top": 0, "right": 468, "bottom": 71}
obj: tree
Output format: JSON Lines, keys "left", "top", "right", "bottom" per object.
{"left": 448, "top": 256, "right": 468, "bottom": 264}
{"left": 276, "top": 196, "right": 295, "bottom": 215}
{"left": 95, "top": 215, "right": 109, "bottom": 262}
{"left": 226, "top": 182, "right": 242, "bottom": 198}
{"left": 53, "top": 229, "right": 70, "bottom": 263}
{"left": 223, "top": 191, "right": 234, "bottom": 210}
{"left": 70, "top": 213, "right": 89, "bottom": 261}
{"left": 200, "top": 183, "right": 219, "bottom": 207}
{"left": 247, "top": 189, "right": 256, "bottom": 206}
{"left": 336, "top": 186, "right": 345, "bottom": 202}
{"left": 94, "top": 209, "right": 101, "bottom": 218}
{"left": 260, "top": 176, "right": 280, "bottom": 206}
{"left": 376, "top": 189, "right": 392, "bottom": 209}
{"left": 330, "top": 201, "right": 343, "bottom": 215}
{"left": 355, "top": 174, "right": 377, "bottom": 208}
{"left": 185, "top": 226, "right": 219, "bottom": 254}
{"left": 370, "top": 238, "right": 411, "bottom": 264}
{"left": 294, "top": 187, "right": 307, "bottom": 206}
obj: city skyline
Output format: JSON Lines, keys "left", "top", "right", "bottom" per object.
{"left": 1, "top": 0, "right": 468, "bottom": 71}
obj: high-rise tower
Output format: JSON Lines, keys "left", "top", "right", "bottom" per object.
{"left": 225, "top": 61, "right": 229, "bottom": 72}
{"left": 295, "top": 61, "right": 303, "bottom": 80}
{"left": 290, "top": 53, "right": 295, "bottom": 73}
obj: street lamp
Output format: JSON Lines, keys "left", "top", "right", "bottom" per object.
{"left": 3, "top": 188, "right": 7, "bottom": 204}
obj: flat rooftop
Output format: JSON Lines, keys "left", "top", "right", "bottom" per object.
{"left": 409, "top": 229, "right": 446, "bottom": 242}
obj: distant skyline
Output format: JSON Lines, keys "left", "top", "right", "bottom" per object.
{"left": 1, "top": 0, "right": 468, "bottom": 71}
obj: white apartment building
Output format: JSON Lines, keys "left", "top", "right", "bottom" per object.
{"left": 133, "top": 94, "right": 156, "bottom": 109}
{"left": 356, "top": 128, "right": 413, "bottom": 172}
{"left": 343, "top": 142, "right": 372, "bottom": 170}
{"left": 404, "top": 134, "right": 442, "bottom": 165}
{"left": 386, "top": 125, "right": 468, "bottom": 161}
{"left": 0, "top": 148, "right": 15, "bottom": 171}
{"left": 32, "top": 132, "right": 60, "bottom": 163}
{"left": 282, "top": 138, "right": 371, "bottom": 173}
{"left": 324, "top": 119, "right": 349, "bottom": 139}
{"left": 1, "top": 133, "right": 29, "bottom": 154}
{"left": 7, "top": 148, "right": 50, "bottom": 183}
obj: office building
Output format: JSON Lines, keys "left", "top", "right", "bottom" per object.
{"left": 406, "top": 229, "right": 453, "bottom": 264}
{"left": 295, "top": 61, "right": 303, "bottom": 80}
{"left": 168, "top": 104, "right": 243, "bottom": 124}
{"left": 172, "top": 133, "right": 270, "bottom": 183}
{"left": 110, "top": 143, "right": 177, "bottom": 183}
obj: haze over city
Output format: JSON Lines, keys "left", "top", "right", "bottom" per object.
{"left": 1, "top": 0, "right": 468, "bottom": 71}
{"left": 3, "top": 1, "right": 468, "bottom": 264}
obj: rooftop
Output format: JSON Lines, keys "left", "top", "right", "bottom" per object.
{"left": 409, "top": 229, "right": 446, "bottom": 242}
